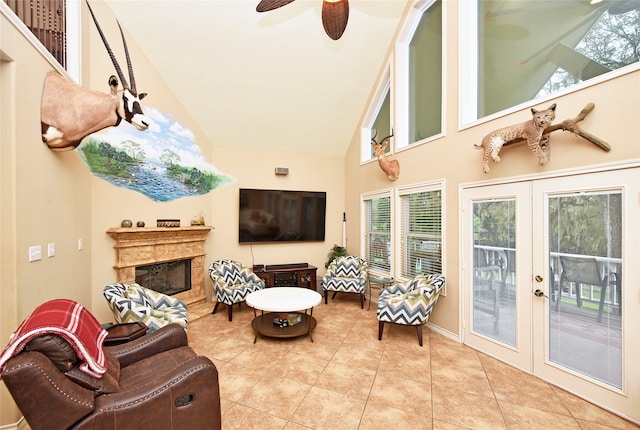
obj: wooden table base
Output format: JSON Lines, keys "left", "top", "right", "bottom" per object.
{"left": 251, "top": 311, "right": 317, "bottom": 343}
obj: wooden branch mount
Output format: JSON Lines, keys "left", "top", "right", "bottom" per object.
{"left": 503, "top": 102, "right": 610, "bottom": 152}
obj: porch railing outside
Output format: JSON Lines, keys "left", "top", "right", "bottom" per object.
{"left": 474, "top": 245, "right": 621, "bottom": 316}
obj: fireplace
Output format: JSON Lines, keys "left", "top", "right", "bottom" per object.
{"left": 106, "top": 226, "right": 212, "bottom": 304}
{"left": 136, "top": 259, "right": 192, "bottom": 296}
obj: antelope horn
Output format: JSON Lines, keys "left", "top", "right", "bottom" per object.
{"left": 371, "top": 130, "right": 378, "bottom": 145}
{"left": 85, "top": 0, "right": 129, "bottom": 90}
{"left": 380, "top": 129, "right": 395, "bottom": 143}
{"left": 117, "top": 21, "right": 137, "bottom": 94}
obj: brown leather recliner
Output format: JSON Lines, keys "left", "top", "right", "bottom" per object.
{"left": 1, "top": 324, "right": 221, "bottom": 429}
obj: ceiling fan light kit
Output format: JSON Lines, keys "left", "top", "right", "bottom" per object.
{"left": 322, "top": 0, "right": 349, "bottom": 40}
{"left": 256, "top": 0, "right": 350, "bottom": 40}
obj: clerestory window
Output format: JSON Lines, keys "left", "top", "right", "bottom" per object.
{"left": 461, "top": 0, "right": 640, "bottom": 125}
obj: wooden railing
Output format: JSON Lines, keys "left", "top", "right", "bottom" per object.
{"left": 4, "top": 0, "right": 66, "bottom": 68}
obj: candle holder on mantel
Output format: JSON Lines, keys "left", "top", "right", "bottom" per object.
{"left": 191, "top": 212, "right": 205, "bottom": 226}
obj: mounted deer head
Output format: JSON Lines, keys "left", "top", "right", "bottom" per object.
{"left": 371, "top": 130, "right": 399, "bottom": 181}
{"left": 40, "top": 0, "right": 149, "bottom": 151}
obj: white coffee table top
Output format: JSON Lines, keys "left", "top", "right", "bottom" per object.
{"left": 246, "top": 287, "right": 322, "bottom": 312}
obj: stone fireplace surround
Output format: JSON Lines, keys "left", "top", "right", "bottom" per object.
{"left": 106, "top": 226, "right": 212, "bottom": 305}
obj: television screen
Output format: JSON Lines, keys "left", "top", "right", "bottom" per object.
{"left": 239, "top": 188, "right": 326, "bottom": 243}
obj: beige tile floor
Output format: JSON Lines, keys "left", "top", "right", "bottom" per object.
{"left": 186, "top": 295, "right": 639, "bottom": 430}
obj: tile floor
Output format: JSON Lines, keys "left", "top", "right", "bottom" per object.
{"left": 186, "top": 295, "right": 639, "bottom": 430}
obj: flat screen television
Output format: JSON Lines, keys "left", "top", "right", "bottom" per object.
{"left": 239, "top": 188, "right": 326, "bottom": 243}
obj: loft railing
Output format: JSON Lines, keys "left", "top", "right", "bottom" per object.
{"left": 4, "top": 0, "right": 66, "bottom": 68}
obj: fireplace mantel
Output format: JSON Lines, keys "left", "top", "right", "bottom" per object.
{"left": 106, "top": 226, "right": 213, "bottom": 304}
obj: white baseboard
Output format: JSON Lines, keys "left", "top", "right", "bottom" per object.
{"left": 0, "top": 416, "right": 27, "bottom": 430}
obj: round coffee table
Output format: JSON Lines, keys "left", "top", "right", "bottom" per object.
{"left": 246, "top": 287, "right": 322, "bottom": 343}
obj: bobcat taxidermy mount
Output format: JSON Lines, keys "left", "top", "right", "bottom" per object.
{"left": 475, "top": 103, "right": 556, "bottom": 173}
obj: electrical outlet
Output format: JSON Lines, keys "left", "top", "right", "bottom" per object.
{"left": 47, "top": 243, "right": 56, "bottom": 257}
{"left": 29, "top": 245, "right": 42, "bottom": 262}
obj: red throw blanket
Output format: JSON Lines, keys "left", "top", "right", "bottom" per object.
{"left": 0, "top": 299, "right": 107, "bottom": 378}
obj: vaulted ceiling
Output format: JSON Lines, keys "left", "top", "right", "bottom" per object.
{"left": 105, "top": 0, "right": 409, "bottom": 157}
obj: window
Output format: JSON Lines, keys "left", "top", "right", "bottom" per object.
{"left": 362, "top": 191, "right": 392, "bottom": 276}
{"left": 3, "top": 0, "right": 80, "bottom": 79}
{"left": 370, "top": 87, "right": 391, "bottom": 159}
{"left": 461, "top": 0, "right": 640, "bottom": 124}
{"left": 361, "top": 64, "right": 391, "bottom": 162}
{"left": 396, "top": 0, "right": 443, "bottom": 148}
{"left": 4, "top": 0, "right": 67, "bottom": 68}
{"left": 397, "top": 182, "right": 443, "bottom": 279}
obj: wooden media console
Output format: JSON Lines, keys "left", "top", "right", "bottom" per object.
{"left": 253, "top": 263, "right": 318, "bottom": 290}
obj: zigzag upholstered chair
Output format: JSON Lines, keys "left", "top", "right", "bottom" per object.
{"left": 208, "top": 259, "right": 265, "bottom": 321}
{"left": 321, "top": 256, "right": 368, "bottom": 309}
{"left": 103, "top": 283, "right": 188, "bottom": 333}
{"left": 377, "top": 274, "right": 445, "bottom": 346}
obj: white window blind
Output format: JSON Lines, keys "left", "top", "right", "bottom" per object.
{"left": 362, "top": 193, "right": 391, "bottom": 276}
{"left": 398, "top": 184, "right": 443, "bottom": 278}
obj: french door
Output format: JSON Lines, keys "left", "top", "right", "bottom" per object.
{"left": 461, "top": 167, "right": 639, "bottom": 422}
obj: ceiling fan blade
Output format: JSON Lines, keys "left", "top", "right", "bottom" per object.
{"left": 256, "top": 0, "right": 296, "bottom": 13}
{"left": 322, "top": 0, "right": 349, "bottom": 40}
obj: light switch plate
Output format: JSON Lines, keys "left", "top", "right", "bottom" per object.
{"left": 29, "top": 245, "right": 42, "bottom": 262}
{"left": 47, "top": 243, "right": 56, "bottom": 257}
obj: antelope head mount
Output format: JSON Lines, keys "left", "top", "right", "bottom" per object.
{"left": 371, "top": 130, "right": 399, "bottom": 181}
{"left": 40, "top": 0, "right": 149, "bottom": 151}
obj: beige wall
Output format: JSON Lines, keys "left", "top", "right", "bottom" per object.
{"left": 1, "top": 7, "right": 93, "bottom": 424}
{"left": 82, "top": 2, "right": 346, "bottom": 323}
{"left": 344, "top": 1, "right": 640, "bottom": 337}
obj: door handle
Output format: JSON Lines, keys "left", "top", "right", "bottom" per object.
{"left": 533, "top": 289, "right": 547, "bottom": 298}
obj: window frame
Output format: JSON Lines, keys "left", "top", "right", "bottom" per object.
{"left": 0, "top": 0, "right": 80, "bottom": 80}
{"left": 360, "top": 61, "right": 392, "bottom": 163}
{"left": 458, "top": 1, "right": 640, "bottom": 130}
{"left": 395, "top": 180, "right": 446, "bottom": 293}
{"left": 360, "top": 189, "right": 393, "bottom": 279}
{"left": 395, "top": 0, "right": 446, "bottom": 151}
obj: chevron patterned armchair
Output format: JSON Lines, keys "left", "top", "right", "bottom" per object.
{"left": 208, "top": 259, "right": 265, "bottom": 321}
{"left": 321, "top": 256, "right": 368, "bottom": 309}
{"left": 376, "top": 274, "right": 445, "bottom": 346}
{"left": 103, "top": 283, "right": 188, "bottom": 333}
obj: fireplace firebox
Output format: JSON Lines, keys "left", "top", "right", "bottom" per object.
{"left": 136, "top": 259, "right": 192, "bottom": 296}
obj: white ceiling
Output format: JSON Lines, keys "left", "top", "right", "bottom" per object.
{"left": 105, "top": 0, "right": 409, "bottom": 157}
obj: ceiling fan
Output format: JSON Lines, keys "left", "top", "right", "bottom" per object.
{"left": 256, "top": 0, "right": 350, "bottom": 40}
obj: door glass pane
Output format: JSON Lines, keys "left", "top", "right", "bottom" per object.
{"left": 472, "top": 199, "right": 517, "bottom": 346}
{"left": 548, "top": 191, "right": 622, "bottom": 389}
